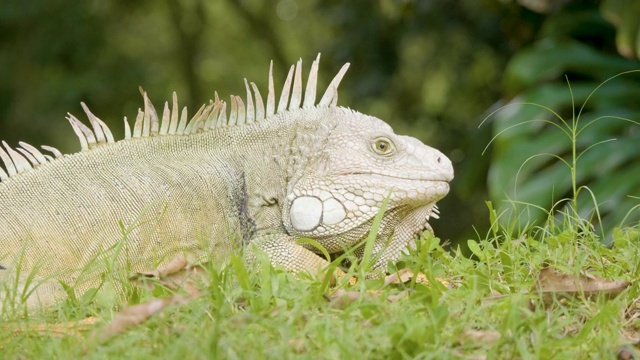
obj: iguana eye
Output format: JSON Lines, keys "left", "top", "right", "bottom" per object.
{"left": 372, "top": 137, "right": 395, "bottom": 155}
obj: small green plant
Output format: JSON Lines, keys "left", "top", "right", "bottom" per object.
{"left": 481, "top": 70, "right": 640, "bottom": 240}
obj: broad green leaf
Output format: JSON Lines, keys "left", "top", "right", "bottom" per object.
{"left": 467, "top": 239, "right": 485, "bottom": 261}
{"left": 602, "top": 0, "right": 640, "bottom": 59}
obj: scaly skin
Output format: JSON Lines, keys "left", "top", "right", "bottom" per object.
{"left": 0, "top": 56, "right": 453, "bottom": 309}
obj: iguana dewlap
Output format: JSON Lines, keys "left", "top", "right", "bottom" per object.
{"left": 0, "top": 55, "right": 453, "bottom": 309}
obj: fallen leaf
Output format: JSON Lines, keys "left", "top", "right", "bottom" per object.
{"left": 325, "top": 289, "right": 385, "bottom": 308}
{"left": 3, "top": 317, "right": 100, "bottom": 338}
{"left": 451, "top": 350, "right": 488, "bottom": 360}
{"left": 458, "top": 329, "right": 502, "bottom": 346}
{"left": 618, "top": 343, "right": 640, "bottom": 360}
{"left": 386, "top": 292, "right": 409, "bottom": 302}
{"left": 93, "top": 295, "right": 190, "bottom": 343}
{"left": 138, "top": 256, "right": 188, "bottom": 278}
{"left": 532, "top": 266, "right": 630, "bottom": 306}
{"left": 156, "top": 265, "right": 209, "bottom": 296}
{"left": 384, "top": 268, "right": 414, "bottom": 286}
{"left": 130, "top": 256, "right": 209, "bottom": 297}
{"left": 622, "top": 301, "right": 640, "bottom": 343}
{"left": 483, "top": 267, "right": 632, "bottom": 306}
{"left": 326, "top": 289, "right": 367, "bottom": 309}
{"left": 288, "top": 339, "right": 306, "bottom": 353}
{"left": 383, "top": 268, "right": 448, "bottom": 287}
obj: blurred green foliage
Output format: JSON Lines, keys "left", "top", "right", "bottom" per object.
{"left": 488, "top": 1, "right": 640, "bottom": 239}
{"left": 0, "top": 0, "right": 638, "bottom": 242}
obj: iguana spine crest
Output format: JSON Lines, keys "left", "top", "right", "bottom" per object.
{"left": 0, "top": 54, "right": 350, "bottom": 183}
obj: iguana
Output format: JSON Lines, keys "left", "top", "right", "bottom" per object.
{"left": 0, "top": 55, "right": 453, "bottom": 309}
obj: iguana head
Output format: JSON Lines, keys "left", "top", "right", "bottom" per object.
{"left": 282, "top": 105, "right": 453, "bottom": 253}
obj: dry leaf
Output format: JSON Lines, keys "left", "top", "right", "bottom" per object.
{"left": 288, "top": 339, "right": 306, "bottom": 353}
{"left": 139, "top": 256, "right": 188, "bottom": 278}
{"left": 451, "top": 352, "right": 487, "bottom": 360}
{"left": 383, "top": 268, "right": 448, "bottom": 287}
{"left": 483, "top": 267, "right": 631, "bottom": 306}
{"left": 156, "top": 265, "right": 209, "bottom": 296}
{"left": 130, "top": 256, "right": 209, "bottom": 296}
{"left": 335, "top": 269, "right": 357, "bottom": 287}
{"left": 532, "top": 266, "right": 630, "bottom": 306}
{"left": 458, "top": 329, "right": 502, "bottom": 346}
{"left": 326, "top": 289, "right": 384, "bottom": 308}
{"left": 131, "top": 255, "right": 189, "bottom": 286}
{"left": 3, "top": 317, "right": 99, "bottom": 338}
{"left": 386, "top": 292, "right": 409, "bottom": 302}
{"left": 384, "top": 268, "right": 414, "bottom": 286}
{"left": 617, "top": 343, "right": 640, "bottom": 360}
{"left": 94, "top": 295, "right": 190, "bottom": 343}
{"left": 326, "top": 289, "right": 366, "bottom": 309}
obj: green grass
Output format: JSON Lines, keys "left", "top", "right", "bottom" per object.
{"left": 1, "top": 214, "right": 639, "bottom": 359}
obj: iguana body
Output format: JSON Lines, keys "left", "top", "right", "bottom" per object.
{"left": 0, "top": 55, "right": 453, "bottom": 309}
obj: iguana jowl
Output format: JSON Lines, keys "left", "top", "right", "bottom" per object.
{"left": 0, "top": 55, "right": 453, "bottom": 308}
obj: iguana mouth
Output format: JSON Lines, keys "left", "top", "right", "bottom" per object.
{"left": 349, "top": 172, "right": 453, "bottom": 183}
{"left": 341, "top": 174, "right": 451, "bottom": 201}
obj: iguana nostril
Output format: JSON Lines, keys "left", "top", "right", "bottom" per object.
{"left": 437, "top": 157, "right": 442, "bottom": 164}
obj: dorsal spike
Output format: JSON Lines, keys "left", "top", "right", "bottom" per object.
{"left": 133, "top": 109, "right": 144, "bottom": 138}
{"left": 16, "top": 148, "right": 39, "bottom": 166}
{"left": 303, "top": 53, "right": 320, "bottom": 108}
{"left": 41, "top": 145, "right": 63, "bottom": 158}
{"left": 204, "top": 101, "right": 222, "bottom": 129}
{"left": 176, "top": 107, "right": 188, "bottom": 135}
{"left": 0, "top": 145, "right": 16, "bottom": 177}
{"left": 216, "top": 102, "right": 228, "bottom": 127}
{"left": 169, "top": 92, "right": 179, "bottom": 135}
{"left": 123, "top": 116, "right": 132, "bottom": 139}
{"left": 235, "top": 96, "right": 246, "bottom": 125}
{"left": 244, "top": 79, "right": 255, "bottom": 124}
{"left": 147, "top": 96, "right": 160, "bottom": 136}
{"left": 203, "top": 100, "right": 214, "bottom": 130}
{"left": 195, "top": 103, "right": 213, "bottom": 132}
{"left": 80, "top": 102, "right": 111, "bottom": 144}
{"left": 266, "top": 61, "right": 275, "bottom": 116}
{"left": 140, "top": 96, "right": 150, "bottom": 137}
{"left": 289, "top": 58, "right": 303, "bottom": 110}
{"left": 228, "top": 96, "right": 238, "bottom": 126}
{"left": 277, "top": 65, "right": 295, "bottom": 114}
{"left": 319, "top": 63, "right": 350, "bottom": 107}
{"left": 3, "top": 142, "right": 32, "bottom": 174}
{"left": 18, "top": 142, "right": 47, "bottom": 164}
{"left": 185, "top": 104, "right": 204, "bottom": 133}
{"left": 66, "top": 114, "right": 91, "bottom": 150}
{"left": 251, "top": 82, "right": 265, "bottom": 121}
{"left": 139, "top": 88, "right": 159, "bottom": 137}
{"left": 160, "top": 101, "right": 170, "bottom": 135}
{"left": 0, "top": 165, "right": 7, "bottom": 181}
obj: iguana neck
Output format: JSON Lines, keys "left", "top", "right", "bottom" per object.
{"left": 241, "top": 108, "right": 336, "bottom": 238}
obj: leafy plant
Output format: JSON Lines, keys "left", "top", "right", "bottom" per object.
{"left": 486, "top": 7, "right": 640, "bottom": 238}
